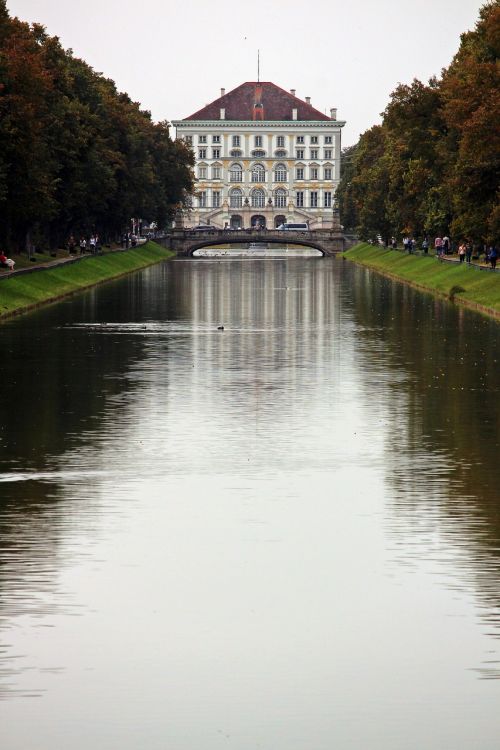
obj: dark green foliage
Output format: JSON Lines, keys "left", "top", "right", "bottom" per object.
{"left": 0, "top": 7, "right": 194, "bottom": 252}
{"left": 337, "top": 1, "right": 500, "bottom": 246}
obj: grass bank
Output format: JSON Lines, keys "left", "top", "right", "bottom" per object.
{"left": 344, "top": 243, "right": 500, "bottom": 319}
{"left": 0, "top": 241, "right": 173, "bottom": 320}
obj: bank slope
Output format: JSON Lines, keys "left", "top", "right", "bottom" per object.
{"left": 344, "top": 243, "right": 500, "bottom": 318}
{"left": 0, "top": 242, "right": 173, "bottom": 319}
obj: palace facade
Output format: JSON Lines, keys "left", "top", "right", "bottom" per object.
{"left": 172, "top": 82, "right": 345, "bottom": 229}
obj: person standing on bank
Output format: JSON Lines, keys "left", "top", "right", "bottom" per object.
{"left": 422, "top": 237, "right": 429, "bottom": 254}
{"left": 488, "top": 245, "right": 498, "bottom": 270}
{"left": 465, "top": 241, "right": 473, "bottom": 264}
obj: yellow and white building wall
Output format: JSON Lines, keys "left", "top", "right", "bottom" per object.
{"left": 172, "top": 115, "right": 345, "bottom": 229}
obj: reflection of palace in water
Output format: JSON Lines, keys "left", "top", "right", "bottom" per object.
{"left": 174, "top": 259, "right": 344, "bottom": 378}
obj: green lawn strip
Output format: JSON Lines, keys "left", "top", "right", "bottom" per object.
{"left": 344, "top": 243, "right": 500, "bottom": 316}
{"left": 0, "top": 242, "right": 173, "bottom": 318}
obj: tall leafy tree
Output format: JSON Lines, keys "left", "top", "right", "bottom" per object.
{"left": 336, "top": 1, "right": 499, "bottom": 246}
{"left": 0, "top": 3, "right": 194, "bottom": 252}
{"left": 440, "top": 0, "right": 500, "bottom": 242}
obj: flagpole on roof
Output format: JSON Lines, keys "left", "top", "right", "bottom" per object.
{"left": 257, "top": 50, "right": 260, "bottom": 82}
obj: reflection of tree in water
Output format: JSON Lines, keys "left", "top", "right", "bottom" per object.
{"left": 347, "top": 266, "right": 500, "bottom": 661}
{"left": 0, "top": 270, "right": 184, "bottom": 696}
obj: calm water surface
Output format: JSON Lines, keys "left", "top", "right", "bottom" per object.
{"left": 0, "top": 257, "right": 499, "bottom": 749}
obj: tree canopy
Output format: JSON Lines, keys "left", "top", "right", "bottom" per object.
{"left": 0, "top": 1, "right": 194, "bottom": 251}
{"left": 337, "top": 1, "right": 500, "bottom": 245}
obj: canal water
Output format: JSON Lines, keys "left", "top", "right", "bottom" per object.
{"left": 0, "top": 256, "right": 499, "bottom": 749}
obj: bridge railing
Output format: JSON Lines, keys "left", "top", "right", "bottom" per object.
{"left": 159, "top": 228, "right": 343, "bottom": 239}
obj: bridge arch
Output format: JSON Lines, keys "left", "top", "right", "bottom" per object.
{"left": 158, "top": 229, "right": 344, "bottom": 257}
{"left": 183, "top": 233, "right": 328, "bottom": 257}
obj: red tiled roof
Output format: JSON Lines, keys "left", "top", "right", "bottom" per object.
{"left": 184, "top": 82, "right": 331, "bottom": 122}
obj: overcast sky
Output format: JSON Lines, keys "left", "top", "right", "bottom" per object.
{"left": 7, "top": 0, "right": 485, "bottom": 146}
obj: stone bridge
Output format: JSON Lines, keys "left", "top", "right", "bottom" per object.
{"left": 157, "top": 229, "right": 345, "bottom": 257}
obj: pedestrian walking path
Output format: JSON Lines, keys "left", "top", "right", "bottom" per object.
{"left": 391, "top": 246, "right": 499, "bottom": 273}
{"left": 0, "top": 240, "right": 148, "bottom": 281}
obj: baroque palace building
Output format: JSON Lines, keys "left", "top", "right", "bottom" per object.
{"left": 172, "top": 82, "right": 345, "bottom": 229}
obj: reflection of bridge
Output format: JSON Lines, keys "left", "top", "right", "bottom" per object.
{"left": 157, "top": 229, "right": 345, "bottom": 257}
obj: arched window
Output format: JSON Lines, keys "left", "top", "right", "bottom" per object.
{"left": 274, "top": 163, "right": 287, "bottom": 182}
{"left": 230, "top": 149, "right": 242, "bottom": 157}
{"left": 229, "top": 188, "right": 243, "bottom": 208}
{"left": 251, "top": 163, "right": 265, "bottom": 183}
{"left": 251, "top": 189, "right": 265, "bottom": 208}
{"left": 274, "top": 149, "right": 287, "bottom": 158}
{"left": 251, "top": 149, "right": 266, "bottom": 157}
{"left": 229, "top": 163, "right": 243, "bottom": 182}
{"left": 274, "top": 189, "right": 287, "bottom": 208}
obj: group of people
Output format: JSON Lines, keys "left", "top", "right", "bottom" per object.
{"left": 67, "top": 234, "right": 101, "bottom": 255}
{"left": 457, "top": 241, "right": 474, "bottom": 264}
{"left": 436, "top": 236, "right": 498, "bottom": 269}
{"left": 121, "top": 233, "right": 138, "bottom": 249}
{"left": 433, "top": 235, "right": 451, "bottom": 256}
{"left": 394, "top": 234, "right": 498, "bottom": 269}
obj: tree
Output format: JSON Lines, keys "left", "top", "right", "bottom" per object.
{"left": 0, "top": 7, "right": 194, "bottom": 251}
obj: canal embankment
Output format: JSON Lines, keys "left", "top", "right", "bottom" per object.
{"left": 344, "top": 243, "right": 500, "bottom": 319}
{"left": 0, "top": 241, "right": 174, "bottom": 320}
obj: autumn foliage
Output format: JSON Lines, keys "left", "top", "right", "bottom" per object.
{"left": 0, "top": 1, "right": 194, "bottom": 252}
{"left": 337, "top": 2, "right": 500, "bottom": 246}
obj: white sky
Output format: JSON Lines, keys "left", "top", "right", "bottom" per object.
{"left": 7, "top": 0, "right": 484, "bottom": 147}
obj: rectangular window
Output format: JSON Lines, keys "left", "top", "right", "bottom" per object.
{"left": 212, "top": 148, "right": 220, "bottom": 158}
{"left": 198, "top": 166, "right": 207, "bottom": 179}
{"left": 199, "top": 135, "right": 207, "bottom": 144}
{"left": 296, "top": 149, "right": 304, "bottom": 159}
{"left": 212, "top": 135, "right": 220, "bottom": 143}
{"left": 296, "top": 191, "right": 304, "bottom": 207}
{"left": 324, "top": 168, "right": 332, "bottom": 180}
{"left": 185, "top": 135, "right": 193, "bottom": 145}
{"left": 324, "top": 149, "right": 332, "bottom": 159}
{"left": 324, "top": 191, "right": 332, "bottom": 207}
{"left": 232, "top": 135, "right": 240, "bottom": 147}
{"left": 277, "top": 136, "right": 285, "bottom": 147}
{"left": 311, "top": 136, "right": 318, "bottom": 144}
{"left": 212, "top": 166, "right": 220, "bottom": 179}
{"left": 199, "top": 149, "right": 206, "bottom": 159}
{"left": 310, "top": 191, "right": 318, "bottom": 208}
{"left": 199, "top": 191, "right": 207, "bottom": 208}
{"left": 296, "top": 167, "right": 304, "bottom": 179}
{"left": 311, "top": 167, "right": 318, "bottom": 180}
{"left": 310, "top": 149, "right": 318, "bottom": 160}
{"left": 255, "top": 135, "right": 262, "bottom": 147}
{"left": 213, "top": 191, "right": 221, "bottom": 207}
{"left": 325, "top": 136, "right": 332, "bottom": 144}
{"left": 296, "top": 136, "right": 304, "bottom": 144}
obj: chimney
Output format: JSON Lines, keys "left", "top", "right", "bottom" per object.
{"left": 220, "top": 88, "right": 225, "bottom": 97}
{"left": 305, "top": 96, "right": 311, "bottom": 105}
{"left": 252, "top": 84, "right": 264, "bottom": 121}
{"left": 292, "top": 108, "right": 298, "bottom": 120}
{"left": 290, "top": 89, "right": 296, "bottom": 96}
{"left": 330, "top": 107, "right": 337, "bottom": 120}
{"left": 220, "top": 108, "right": 225, "bottom": 120}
